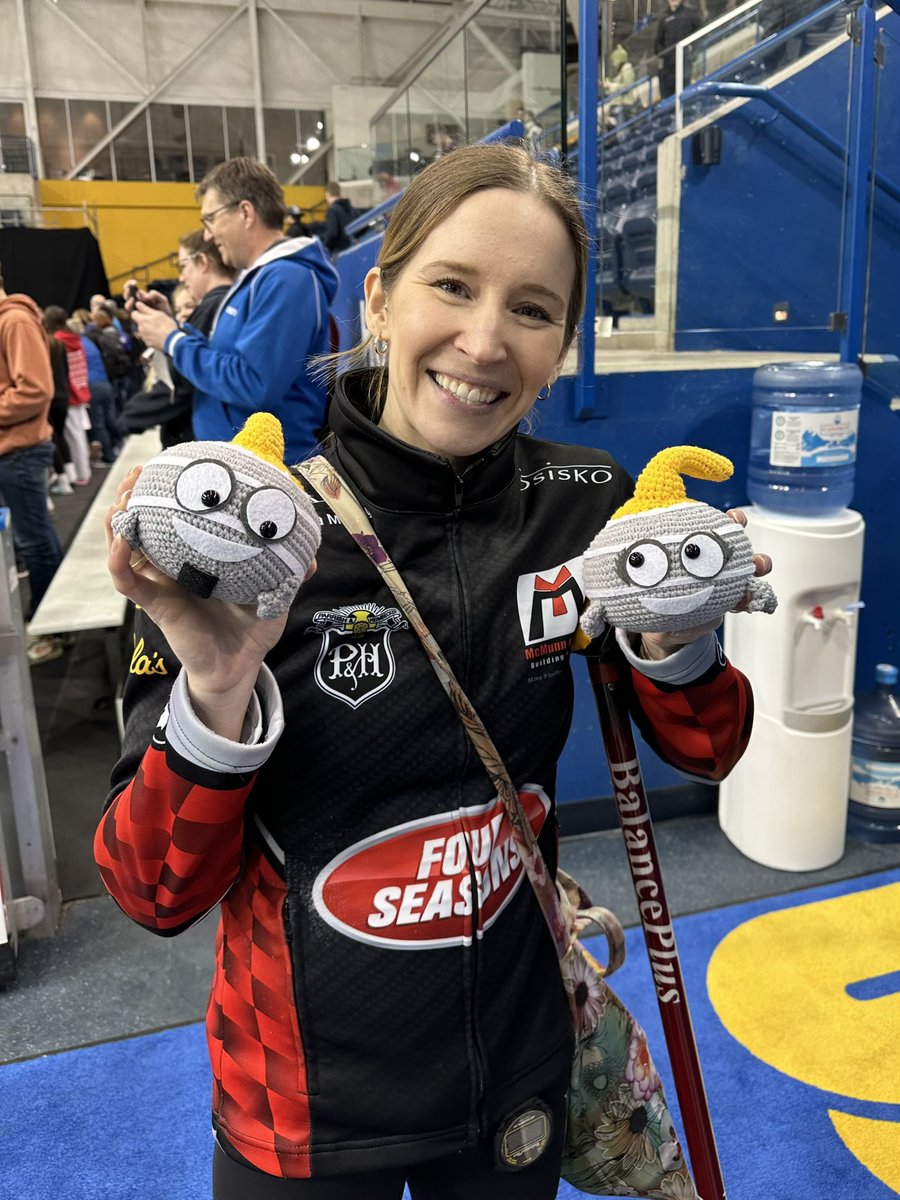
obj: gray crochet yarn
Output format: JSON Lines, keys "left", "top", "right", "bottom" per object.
{"left": 111, "top": 437, "right": 321, "bottom": 619}
{"left": 581, "top": 501, "right": 777, "bottom": 635}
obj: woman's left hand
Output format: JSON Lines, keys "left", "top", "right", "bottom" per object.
{"left": 639, "top": 508, "right": 773, "bottom": 660}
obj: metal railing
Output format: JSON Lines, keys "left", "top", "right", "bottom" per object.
{"left": 107, "top": 253, "right": 177, "bottom": 290}
{"left": 675, "top": 0, "right": 850, "bottom": 128}
{"left": 0, "top": 510, "right": 61, "bottom": 962}
{"left": 0, "top": 135, "right": 37, "bottom": 177}
{"left": 0, "top": 200, "right": 99, "bottom": 236}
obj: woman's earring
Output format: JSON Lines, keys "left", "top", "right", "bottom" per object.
{"left": 537, "top": 382, "right": 552, "bottom": 402}
{"left": 374, "top": 337, "right": 389, "bottom": 363}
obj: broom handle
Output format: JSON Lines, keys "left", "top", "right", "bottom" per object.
{"left": 587, "top": 653, "right": 726, "bottom": 1200}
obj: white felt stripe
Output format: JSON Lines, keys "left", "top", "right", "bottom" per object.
{"left": 593, "top": 562, "right": 754, "bottom": 599}
{"left": 130, "top": 500, "right": 315, "bottom": 575}
{"left": 140, "top": 448, "right": 292, "bottom": 490}
{"left": 584, "top": 523, "right": 745, "bottom": 559}
{"left": 172, "top": 516, "right": 262, "bottom": 562}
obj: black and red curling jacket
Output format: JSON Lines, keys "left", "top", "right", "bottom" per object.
{"left": 95, "top": 369, "right": 753, "bottom": 1179}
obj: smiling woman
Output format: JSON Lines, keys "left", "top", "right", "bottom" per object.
{"left": 365, "top": 188, "right": 575, "bottom": 470}
{"left": 96, "top": 140, "right": 759, "bottom": 1200}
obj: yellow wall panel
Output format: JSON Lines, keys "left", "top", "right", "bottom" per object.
{"left": 38, "top": 180, "right": 326, "bottom": 295}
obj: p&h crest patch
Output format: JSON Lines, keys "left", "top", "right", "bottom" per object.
{"left": 307, "top": 603, "right": 409, "bottom": 709}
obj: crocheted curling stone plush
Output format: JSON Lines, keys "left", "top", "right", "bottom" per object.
{"left": 111, "top": 413, "right": 321, "bottom": 619}
{"left": 580, "top": 445, "right": 777, "bottom": 637}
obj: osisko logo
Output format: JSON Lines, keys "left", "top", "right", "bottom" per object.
{"left": 517, "top": 557, "right": 585, "bottom": 647}
{"left": 519, "top": 462, "right": 614, "bottom": 490}
{"left": 312, "top": 786, "right": 551, "bottom": 949}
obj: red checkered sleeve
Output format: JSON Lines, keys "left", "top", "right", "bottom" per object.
{"left": 627, "top": 654, "right": 753, "bottom": 781}
{"left": 209, "top": 844, "right": 313, "bottom": 1177}
{"left": 94, "top": 740, "right": 253, "bottom": 934}
{"left": 94, "top": 657, "right": 285, "bottom": 936}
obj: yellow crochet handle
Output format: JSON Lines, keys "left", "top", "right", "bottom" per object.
{"left": 612, "top": 445, "right": 733, "bottom": 520}
{"left": 232, "top": 412, "right": 306, "bottom": 489}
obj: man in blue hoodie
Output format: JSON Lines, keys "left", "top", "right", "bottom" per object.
{"left": 132, "top": 158, "right": 339, "bottom": 464}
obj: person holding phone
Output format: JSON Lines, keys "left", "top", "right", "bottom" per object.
{"left": 129, "top": 157, "right": 339, "bottom": 464}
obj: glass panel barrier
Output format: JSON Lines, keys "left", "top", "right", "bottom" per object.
{"left": 670, "top": 1, "right": 853, "bottom": 350}
{"left": 860, "top": 15, "right": 900, "bottom": 360}
{"left": 680, "top": 0, "right": 853, "bottom": 127}
{"left": 590, "top": 0, "right": 862, "bottom": 350}
{"left": 464, "top": 0, "right": 561, "bottom": 143}
{"left": 371, "top": 93, "right": 411, "bottom": 198}
{"left": 336, "top": 144, "right": 373, "bottom": 184}
{"left": 368, "top": 0, "right": 565, "bottom": 183}
{"left": 405, "top": 32, "right": 467, "bottom": 169}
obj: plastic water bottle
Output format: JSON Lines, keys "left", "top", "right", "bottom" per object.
{"left": 847, "top": 664, "right": 900, "bottom": 842}
{"left": 747, "top": 361, "right": 862, "bottom": 516}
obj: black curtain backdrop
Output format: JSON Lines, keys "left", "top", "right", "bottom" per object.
{"left": 0, "top": 227, "right": 109, "bottom": 313}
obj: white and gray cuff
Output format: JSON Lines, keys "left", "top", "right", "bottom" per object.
{"left": 164, "top": 328, "right": 187, "bottom": 356}
{"left": 615, "top": 628, "right": 722, "bottom": 687}
{"left": 164, "top": 663, "right": 285, "bottom": 774}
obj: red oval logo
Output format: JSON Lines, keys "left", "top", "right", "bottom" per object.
{"left": 312, "top": 786, "right": 551, "bottom": 949}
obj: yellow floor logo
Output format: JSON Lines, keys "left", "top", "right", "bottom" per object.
{"left": 708, "top": 881, "right": 900, "bottom": 1192}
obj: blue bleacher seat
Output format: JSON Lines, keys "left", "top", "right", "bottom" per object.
{"left": 596, "top": 212, "right": 627, "bottom": 310}
{"left": 602, "top": 173, "right": 633, "bottom": 211}
{"left": 634, "top": 161, "right": 658, "bottom": 199}
{"left": 620, "top": 196, "right": 658, "bottom": 306}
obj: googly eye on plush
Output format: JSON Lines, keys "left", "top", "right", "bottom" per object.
{"left": 679, "top": 531, "right": 730, "bottom": 579}
{"left": 109, "top": 414, "right": 322, "bottom": 619}
{"left": 243, "top": 487, "right": 298, "bottom": 542}
{"left": 175, "top": 460, "right": 234, "bottom": 512}
{"left": 619, "top": 541, "right": 669, "bottom": 588}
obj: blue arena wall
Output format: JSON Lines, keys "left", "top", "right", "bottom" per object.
{"left": 327, "top": 28, "right": 899, "bottom": 813}
{"left": 675, "top": 11, "right": 900, "bottom": 354}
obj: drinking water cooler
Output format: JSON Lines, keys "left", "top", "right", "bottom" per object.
{"left": 719, "top": 507, "right": 865, "bottom": 871}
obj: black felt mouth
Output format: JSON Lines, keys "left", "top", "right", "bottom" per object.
{"left": 177, "top": 562, "right": 218, "bottom": 599}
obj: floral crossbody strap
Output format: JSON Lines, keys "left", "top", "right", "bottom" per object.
{"left": 297, "top": 453, "right": 579, "bottom": 959}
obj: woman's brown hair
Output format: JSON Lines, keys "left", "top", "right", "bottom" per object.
{"left": 378, "top": 142, "right": 588, "bottom": 352}
{"left": 322, "top": 142, "right": 589, "bottom": 417}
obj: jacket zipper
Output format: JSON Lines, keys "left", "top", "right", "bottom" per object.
{"left": 452, "top": 475, "right": 488, "bottom": 1138}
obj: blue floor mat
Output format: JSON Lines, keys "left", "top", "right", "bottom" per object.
{"left": 2, "top": 867, "right": 898, "bottom": 1199}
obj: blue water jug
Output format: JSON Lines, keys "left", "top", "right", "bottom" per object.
{"left": 847, "top": 663, "right": 900, "bottom": 842}
{"left": 747, "top": 361, "right": 862, "bottom": 516}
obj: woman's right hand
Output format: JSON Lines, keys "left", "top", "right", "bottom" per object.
{"left": 106, "top": 466, "right": 313, "bottom": 739}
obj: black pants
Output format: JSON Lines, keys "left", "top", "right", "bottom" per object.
{"left": 213, "top": 1073, "right": 567, "bottom": 1200}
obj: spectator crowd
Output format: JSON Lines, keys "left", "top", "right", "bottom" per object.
{"left": 0, "top": 157, "right": 344, "bottom": 666}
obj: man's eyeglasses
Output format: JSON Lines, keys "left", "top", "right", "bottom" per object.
{"left": 200, "top": 201, "right": 239, "bottom": 229}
